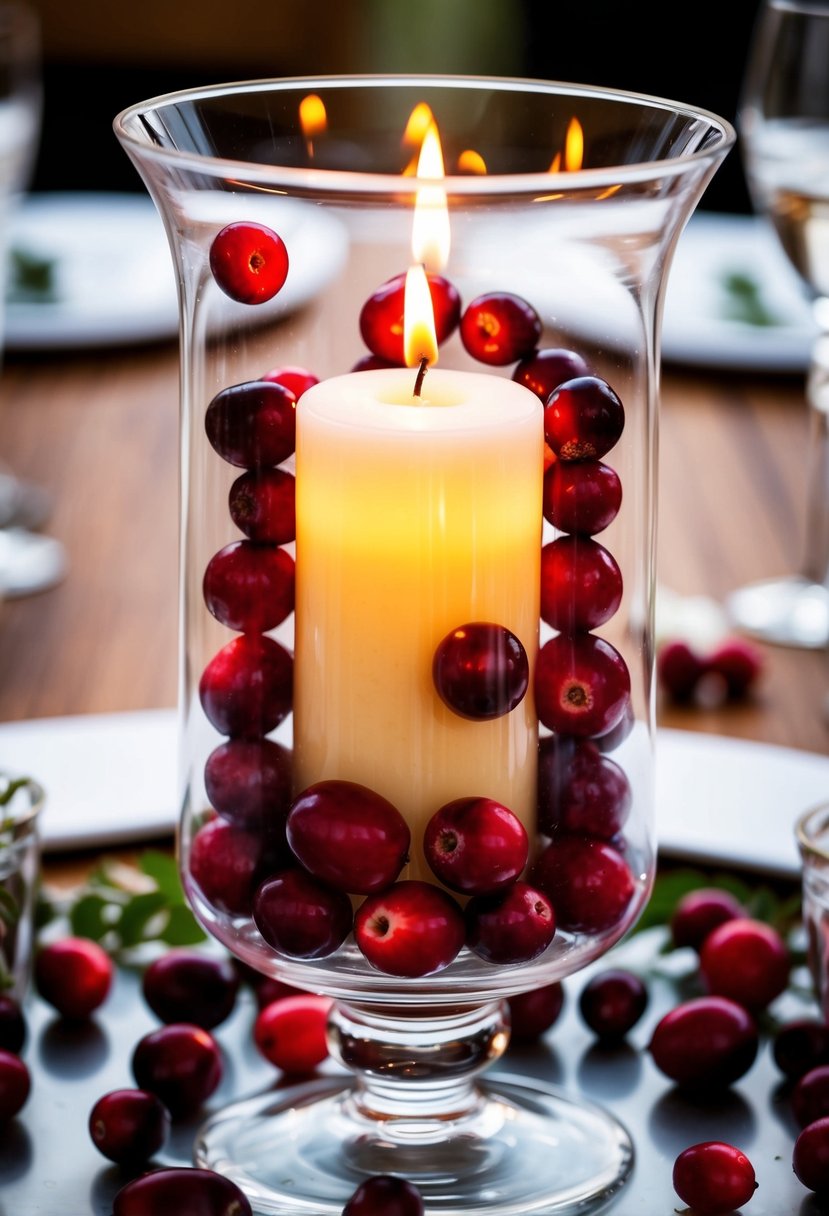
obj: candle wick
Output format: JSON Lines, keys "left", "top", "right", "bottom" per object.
{"left": 413, "top": 357, "right": 428, "bottom": 398}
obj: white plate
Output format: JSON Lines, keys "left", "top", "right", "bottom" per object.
{"left": 4, "top": 192, "right": 349, "bottom": 351}
{"left": 1, "top": 709, "right": 827, "bottom": 873}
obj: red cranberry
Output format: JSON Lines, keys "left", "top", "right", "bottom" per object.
{"left": 531, "top": 835, "right": 634, "bottom": 935}
{"left": 544, "top": 376, "right": 625, "bottom": 461}
{"left": 539, "top": 536, "right": 623, "bottom": 633}
{"left": 423, "top": 796, "right": 528, "bottom": 896}
{"left": 0, "top": 994, "right": 26, "bottom": 1053}
{"left": 88, "top": 1087, "right": 171, "bottom": 1166}
{"left": 203, "top": 540, "right": 295, "bottom": 634}
{"left": 198, "top": 634, "right": 293, "bottom": 738}
{"left": 433, "top": 621, "right": 529, "bottom": 720}
{"left": 773, "top": 1018, "right": 829, "bottom": 1081}
{"left": 141, "top": 949, "right": 240, "bottom": 1029}
{"left": 228, "top": 467, "right": 295, "bottom": 544}
{"left": 537, "top": 736, "right": 631, "bottom": 840}
{"left": 342, "top": 1174, "right": 425, "bottom": 1216}
{"left": 672, "top": 1141, "right": 757, "bottom": 1215}
{"left": 542, "top": 458, "right": 622, "bottom": 536}
{"left": 507, "top": 982, "right": 565, "bottom": 1043}
{"left": 250, "top": 974, "right": 307, "bottom": 1010}
{"left": 465, "top": 881, "right": 556, "bottom": 965}
{"left": 793, "top": 1116, "right": 829, "bottom": 1194}
{"left": 513, "top": 347, "right": 591, "bottom": 402}
{"left": 253, "top": 994, "right": 332, "bottom": 1074}
{"left": 657, "top": 639, "right": 706, "bottom": 703}
{"left": 359, "top": 270, "right": 461, "bottom": 363}
{"left": 34, "top": 936, "right": 113, "bottom": 1020}
{"left": 578, "top": 968, "right": 648, "bottom": 1041}
{"left": 459, "top": 291, "right": 541, "bottom": 365}
{"left": 595, "top": 701, "right": 635, "bottom": 753}
{"left": 534, "top": 633, "right": 631, "bottom": 739}
{"left": 354, "top": 880, "right": 465, "bottom": 977}
{"left": 698, "top": 916, "right": 791, "bottom": 1011}
{"left": 647, "top": 995, "right": 759, "bottom": 1090}
{"left": 0, "top": 1048, "right": 29, "bottom": 1120}
{"left": 707, "top": 637, "right": 764, "bottom": 700}
{"left": 113, "top": 1166, "right": 252, "bottom": 1216}
{"left": 253, "top": 868, "right": 353, "bottom": 959}
{"left": 669, "top": 886, "right": 745, "bottom": 951}
{"left": 204, "top": 737, "right": 293, "bottom": 833}
{"left": 793, "top": 1064, "right": 829, "bottom": 1128}
{"left": 209, "top": 221, "right": 289, "bottom": 305}
{"left": 131, "top": 1023, "right": 223, "bottom": 1119}
{"left": 205, "top": 379, "right": 296, "bottom": 468}
{"left": 287, "top": 780, "right": 410, "bottom": 895}
{"left": 188, "top": 816, "right": 270, "bottom": 917}
{"left": 261, "top": 363, "right": 318, "bottom": 399}
{"left": 350, "top": 352, "right": 401, "bottom": 370}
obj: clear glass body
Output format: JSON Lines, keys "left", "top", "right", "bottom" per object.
{"left": 0, "top": 772, "right": 43, "bottom": 999}
{"left": 115, "top": 77, "right": 733, "bottom": 1215}
{"left": 797, "top": 800, "right": 829, "bottom": 1019}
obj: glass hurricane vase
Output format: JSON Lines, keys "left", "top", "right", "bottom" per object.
{"left": 114, "top": 76, "right": 734, "bottom": 1215}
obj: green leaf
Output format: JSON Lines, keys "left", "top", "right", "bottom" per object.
{"left": 158, "top": 903, "right": 208, "bottom": 946}
{"left": 116, "top": 891, "right": 169, "bottom": 948}
{"left": 69, "top": 893, "right": 114, "bottom": 942}
{"left": 139, "top": 851, "right": 186, "bottom": 904}
{"left": 0, "top": 776, "right": 32, "bottom": 806}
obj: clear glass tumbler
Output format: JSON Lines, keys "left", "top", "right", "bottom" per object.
{"left": 115, "top": 77, "right": 734, "bottom": 1215}
{"left": 0, "top": 771, "right": 44, "bottom": 1000}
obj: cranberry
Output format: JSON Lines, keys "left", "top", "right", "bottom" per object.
{"left": 253, "top": 994, "right": 333, "bottom": 1074}
{"left": 793, "top": 1116, "right": 829, "bottom": 1194}
{"left": 647, "top": 995, "right": 759, "bottom": 1090}
{"left": 595, "top": 701, "right": 635, "bottom": 753}
{"left": 534, "top": 633, "right": 631, "bottom": 738}
{"left": 253, "top": 868, "right": 353, "bottom": 959}
{"left": 433, "top": 621, "right": 529, "bottom": 720}
{"left": 669, "top": 886, "right": 745, "bottom": 952}
{"left": 531, "top": 835, "right": 634, "bottom": 934}
{"left": 205, "top": 379, "right": 296, "bottom": 468}
{"left": 0, "top": 994, "right": 26, "bottom": 1053}
{"left": 793, "top": 1064, "right": 829, "bottom": 1127}
{"left": 88, "top": 1087, "right": 171, "bottom": 1165}
{"left": 209, "top": 220, "right": 289, "bottom": 305}
{"left": 354, "top": 880, "right": 466, "bottom": 977}
{"left": 141, "top": 949, "right": 240, "bottom": 1029}
{"left": 342, "top": 1175, "right": 425, "bottom": 1216}
{"left": 131, "top": 1023, "right": 223, "bottom": 1119}
{"left": 544, "top": 376, "right": 625, "bottom": 461}
{"left": 188, "top": 816, "right": 271, "bottom": 917}
{"left": 423, "top": 796, "right": 528, "bottom": 896}
{"left": 261, "top": 363, "right": 318, "bottom": 399}
{"left": 204, "top": 737, "right": 293, "bottom": 833}
{"left": 513, "top": 347, "right": 591, "bottom": 403}
{"left": 459, "top": 291, "right": 541, "bottom": 365}
{"left": 773, "top": 1018, "right": 829, "bottom": 1081}
{"left": 113, "top": 1166, "right": 252, "bottom": 1216}
{"left": 707, "top": 637, "right": 764, "bottom": 699}
{"left": 34, "top": 935, "right": 113, "bottom": 1020}
{"left": 539, "top": 536, "right": 623, "bottom": 633}
{"left": 359, "top": 270, "right": 461, "bottom": 363}
{"left": 287, "top": 780, "right": 410, "bottom": 895}
{"left": 465, "top": 881, "right": 556, "bottom": 965}
{"left": 202, "top": 541, "right": 295, "bottom": 634}
{"left": 542, "top": 458, "right": 622, "bottom": 536}
{"left": 250, "top": 974, "right": 307, "bottom": 1010}
{"left": 199, "top": 634, "right": 293, "bottom": 738}
{"left": 537, "top": 736, "right": 631, "bottom": 840}
{"left": 698, "top": 916, "right": 791, "bottom": 1011}
{"left": 228, "top": 467, "right": 295, "bottom": 544}
{"left": 672, "top": 1141, "right": 757, "bottom": 1215}
{"left": 578, "top": 968, "right": 648, "bottom": 1041}
{"left": 0, "top": 1048, "right": 29, "bottom": 1120}
{"left": 507, "top": 982, "right": 565, "bottom": 1042}
{"left": 350, "top": 353, "right": 400, "bottom": 371}
{"left": 657, "top": 639, "right": 706, "bottom": 703}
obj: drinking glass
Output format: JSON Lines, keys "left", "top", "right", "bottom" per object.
{"left": 115, "top": 76, "right": 733, "bottom": 1215}
{"left": 727, "top": 0, "right": 829, "bottom": 648}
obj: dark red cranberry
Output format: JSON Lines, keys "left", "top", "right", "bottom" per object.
{"left": 250, "top": 974, "right": 307, "bottom": 1010}
{"left": 698, "top": 917, "right": 791, "bottom": 1011}
{"left": 672, "top": 1141, "right": 757, "bottom": 1215}
{"left": 209, "top": 221, "right": 289, "bottom": 305}
{"left": 34, "top": 936, "right": 113, "bottom": 1020}
{"left": 513, "top": 347, "right": 591, "bottom": 403}
{"left": 343, "top": 1174, "right": 425, "bottom": 1216}
{"left": 253, "top": 869, "right": 353, "bottom": 959}
{"left": 534, "top": 633, "right": 631, "bottom": 738}
{"left": 261, "top": 363, "right": 318, "bottom": 399}
{"left": 578, "top": 968, "right": 648, "bottom": 1041}
{"left": 204, "top": 737, "right": 293, "bottom": 832}
{"left": 459, "top": 291, "right": 541, "bottom": 365}
{"left": 539, "top": 536, "right": 623, "bottom": 633}
{"left": 531, "top": 835, "right": 634, "bottom": 934}
{"left": 0, "top": 1049, "right": 29, "bottom": 1120}
{"left": 113, "top": 1167, "right": 252, "bottom": 1216}
{"left": 0, "top": 994, "right": 26, "bottom": 1053}
{"left": 595, "top": 700, "right": 635, "bottom": 753}
{"left": 203, "top": 541, "right": 295, "bottom": 633}
{"left": 359, "top": 271, "right": 461, "bottom": 363}
{"left": 88, "top": 1087, "right": 171, "bottom": 1166}
{"left": 793, "top": 1116, "right": 829, "bottom": 1194}
{"left": 286, "top": 780, "right": 410, "bottom": 895}
{"left": 253, "top": 994, "right": 332, "bottom": 1074}
{"left": 465, "top": 881, "right": 556, "bottom": 964}
{"left": 542, "top": 458, "right": 622, "bottom": 536}
{"left": 354, "top": 881, "right": 465, "bottom": 977}
{"left": 198, "top": 634, "right": 293, "bottom": 738}
{"left": 537, "top": 736, "right": 631, "bottom": 840}
{"left": 707, "top": 637, "right": 764, "bottom": 700}
{"left": 507, "top": 982, "right": 565, "bottom": 1042}
{"left": 423, "top": 796, "right": 528, "bottom": 896}
{"left": 647, "top": 995, "right": 759, "bottom": 1090}
{"left": 205, "top": 379, "right": 296, "bottom": 468}
{"left": 131, "top": 1023, "right": 223, "bottom": 1119}
{"left": 350, "top": 353, "right": 401, "bottom": 370}
{"left": 544, "top": 376, "right": 625, "bottom": 461}
{"left": 141, "top": 950, "right": 240, "bottom": 1029}
{"left": 228, "top": 467, "right": 295, "bottom": 544}
{"left": 188, "top": 816, "right": 271, "bottom": 917}
{"left": 657, "top": 640, "right": 705, "bottom": 703}
{"left": 793, "top": 1064, "right": 829, "bottom": 1128}
{"left": 433, "top": 622, "right": 529, "bottom": 720}
{"left": 773, "top": 1018, "right": 829, "bottom": 1081}
{"left": 669, "top": 886, "right": 745, "bottom": 951}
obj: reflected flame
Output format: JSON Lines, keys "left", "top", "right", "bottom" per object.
{"left": 457, "top": 148, "right": 487, "bottom": 175}
{"left": 549, "top": 117, "right": 584, "bottom": 173}
{"left": 300, "top": 94, "right": 327, "bottom": 158}
{"left": 411, "top": 121, "right": 450, "bottom": 272}
{"left": 404, "top": 263, "right": 438, "bottom": 370}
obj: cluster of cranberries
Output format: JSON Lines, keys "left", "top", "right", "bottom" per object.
{"left": 658, "top": 635, "right": 764, "bottom": 706}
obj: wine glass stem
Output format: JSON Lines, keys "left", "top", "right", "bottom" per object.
{"left": 803, "top": 324, "right": 829, "bottom": 590}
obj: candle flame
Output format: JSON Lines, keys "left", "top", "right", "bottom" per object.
{"left": 404, "top": 263, "right": 438, "bottom": 370}
{"left": 549, "top": 117, "right": 584, "bottom": 173}
{"left": 457, "top": 148, "right": 487, "bottom": 175}
{"left": 411, "top": 121, "right": 450, "bottom": 271}
{"left": 300, "top": 94, "right": 327, "bottom": 158}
